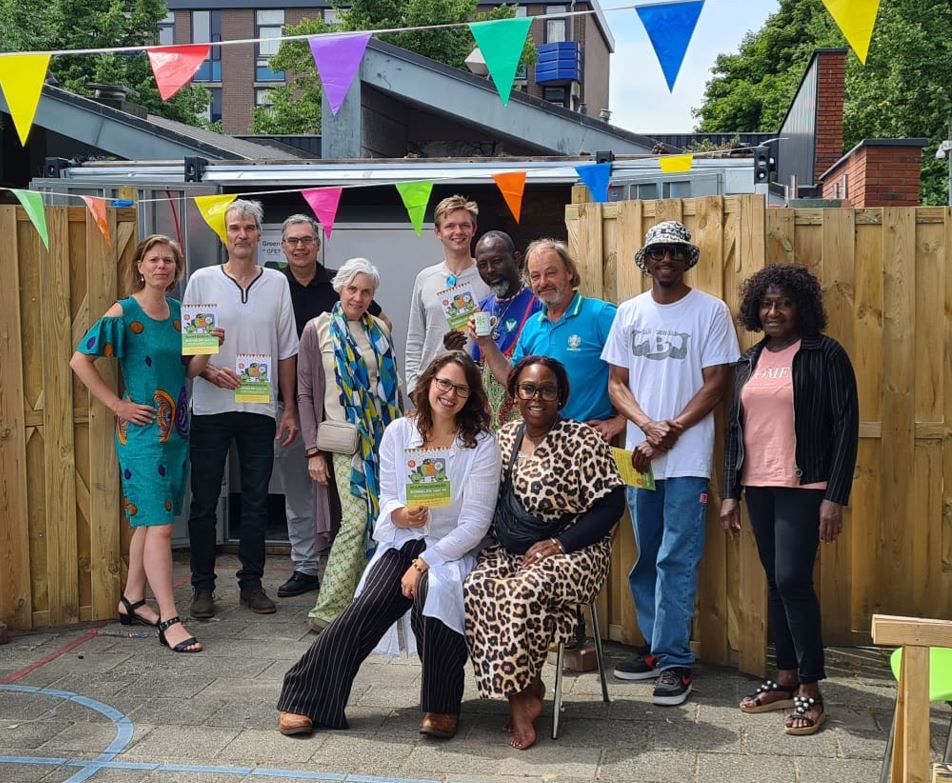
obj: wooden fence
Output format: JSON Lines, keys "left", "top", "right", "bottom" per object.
{"left": 567, "top": 194, "right": 952, "bottom": 676}
{"left": 0, "top": 205, "right": 138, "bottom": 630}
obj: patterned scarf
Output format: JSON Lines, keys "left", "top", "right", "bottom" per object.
{"left": 329, "top": 302, "right": 402, "bottom": 538}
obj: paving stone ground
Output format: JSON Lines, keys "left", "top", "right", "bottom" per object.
{"left": 0, "top": 555, "right": 946, "bottom": 783}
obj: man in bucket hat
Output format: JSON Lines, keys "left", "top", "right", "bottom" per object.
{"left": 601, "top": 220, "right": 740, "bottom": 706}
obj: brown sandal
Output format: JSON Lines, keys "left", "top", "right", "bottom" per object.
{"left": 784, "top": 695, "right": 826, "bottom": 735}
{"left": 740, "top": 679, "right": 799, "bottom": 713}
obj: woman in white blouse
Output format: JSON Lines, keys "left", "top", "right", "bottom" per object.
{"left": 277, "top": 351, "right": 501, "bottom": 740}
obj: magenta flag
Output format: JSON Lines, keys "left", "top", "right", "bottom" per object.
{"left": 302, "top": 187, "right": 343, "bottom": 238}
{"left": 308, "top": 32, "right": 371, "bottom": 116}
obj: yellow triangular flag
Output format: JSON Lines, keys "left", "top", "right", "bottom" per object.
{"left": 659, "top": 154, "right": 694, "bottom": 174}
{"left": 194, "top": 194, "right": 237, "bottom": 244}
{"left": 821, "top": 0, "right": 881, "bottom": 64}
{"left": 0, "top": 54, "right": 51, "bottom": 145}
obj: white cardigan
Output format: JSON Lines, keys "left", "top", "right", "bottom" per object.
{"left": 356, "top": 416, "right": 501, "bottom": 655}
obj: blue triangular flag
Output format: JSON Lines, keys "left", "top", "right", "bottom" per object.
{"left": 575, "top": 162, "right": 611, "bottom": 203}
{"left": 636, "top": 1, "right": 705, "bottom": 91}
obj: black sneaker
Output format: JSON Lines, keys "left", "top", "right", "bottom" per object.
{"left": 613, "top": 647, "right": 659, "bottom": 680}
{"left": 277, "top": 571, "right": 321, "bottom": 598}
{"left": 652, "top": 667, "right": 693, "bottom": 706}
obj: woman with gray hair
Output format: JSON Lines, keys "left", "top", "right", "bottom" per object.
{"left": 298, "top": 257, "right": 403, "bottom": 630}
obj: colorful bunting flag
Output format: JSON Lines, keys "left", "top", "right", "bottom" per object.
{"left": 12, "top": 189, "right": 48, "bottom": 249}
{"left": 492, "top": 171, "right": 527, "bottom": 222}
{"left": 821, "top": 0, "right": 881, "bottom": 64}
{"left": 658, "top": 154, "right": 694, "bottom": 174}
{"left": 636, "top": 1, "right": 704, "bottom": 91}
{"left": 308, "top": 32, "right": 371, "bottom": 116}
{"left": 194, "top": 194, "right": 237, "bottom": 244}
{"left": 301, "top": 187, "right": 343, "bottom": 238}
{"left": 80, "top": 196, "right": 112, "bottom": 246}
{"left": 395, "top": 181, "right": 434, "bottom": 236}
{"left": 147, "top": 44, "right": 211, "bottom": 100}
{"left": 468, "top": 17, "right": 533, "bottom": 106}
{"left": 575, "top": 163, "right": 612, "bottom": 204}
{"left": 0, "top": 54, "right": 52, "bottom": 145}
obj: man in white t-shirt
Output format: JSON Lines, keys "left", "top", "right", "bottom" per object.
{"left": 602, "top": 220, "right": 740, "bottom": 707}
{"left": 184, "top": 199, "right": 300, "bottom": 618}
{"left": 404, "top": 195, "right": 490, "bottom": 396}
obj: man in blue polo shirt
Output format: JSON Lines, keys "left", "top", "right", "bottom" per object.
{"left": 475, "top": 238, "right": 626, "bottom": 439}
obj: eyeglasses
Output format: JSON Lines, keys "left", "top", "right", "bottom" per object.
{"left": 433, "top": 377, "right": 470, "bottom": 398}
{"left": 645, "top": 245, "right": 689, "bottom": 262}
{"left": 283, "top": 237, "right": 317, "bottom": 246}
{"left": 516, "top": 383, "right": 559, "bottom": 402}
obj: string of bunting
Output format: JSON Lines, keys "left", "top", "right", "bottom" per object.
{"left": 0, "top": 0, "right": 880, "bottom": 149}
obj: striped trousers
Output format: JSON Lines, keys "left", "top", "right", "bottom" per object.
{"left": 277, "top": 538, "right": 469, "bottom": 728}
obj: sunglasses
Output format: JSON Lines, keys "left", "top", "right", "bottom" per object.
{"left": 645, "top": 245, "right": 690, "bottom": 262}
{"left": 516, "top": 383, "right": 559, "bottom": 402}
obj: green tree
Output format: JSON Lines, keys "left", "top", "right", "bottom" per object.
{"left": 693, "top": 0, "right": 952, "bottom": 204}
{"left": 251, "top": 1, "right": 535, "bottom": 134}
{"left": 0, "top": 0, "right": 209, "bottom": 127}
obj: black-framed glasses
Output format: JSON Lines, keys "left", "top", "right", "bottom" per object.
{"left": 434, "top": 377, "right": 470, "bottom": 398}
{"left": 283, "top": 237, "right": 317, "bottom": 246}
{"left": 516, "top": 383, "right": 559, "bottom": 402}
{"left": 645, "top": 245, "right": 689, "bottom": 262}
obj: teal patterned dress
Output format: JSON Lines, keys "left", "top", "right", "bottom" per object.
{"left": 77, "top": 296, "right": 189, "bottom": 527}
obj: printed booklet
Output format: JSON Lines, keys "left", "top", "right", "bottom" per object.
{"left": 436, "top": 282, "right": 479, "bottom": 332}
{"left": 611, "top": 447, "right": 656, "bottom": 490}
{"left": 235, "top": 353, "right": 272, "bottom": 403}
{"left": 181, "top": 304, "right": 219, "bottom": 355}
{"left": 404, "top": 448, "right": 452, "bottom": 508}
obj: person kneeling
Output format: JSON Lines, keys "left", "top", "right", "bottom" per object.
{"left": 276, "top": 352, "right": 501, "bottom": 739}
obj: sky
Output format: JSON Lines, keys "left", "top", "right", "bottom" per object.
{"left": 606, "top": 0, "right": 780, "bottom": 134}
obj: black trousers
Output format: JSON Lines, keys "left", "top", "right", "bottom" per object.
{"left": 745, "top": 486, "right": 827, "bottom": 683}
{"left": 277, "top": 538, "right": 469, "bottom": 728}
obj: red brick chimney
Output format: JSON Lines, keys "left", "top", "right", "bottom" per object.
{"left": 820, "top": 139, "right": 928, "bottom": 206}
{"left": 813, "top": 50, "right": 847, "bottom": 184}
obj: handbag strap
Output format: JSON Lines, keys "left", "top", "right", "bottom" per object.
{"left": 503, "top": 422, "right": 527, "bottom": 482}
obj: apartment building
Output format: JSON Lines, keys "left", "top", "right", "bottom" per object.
{"left": 162, "top": 0, "right": 614, "bottom": 133}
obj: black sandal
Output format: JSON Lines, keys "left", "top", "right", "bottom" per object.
{"left": 740, "top": 679, "right": 799, "bottom": 713}
{"left": 118, "top": 596, "right": 158, "bottom": 627}
{"left": 157, "top": 616, "right": 202, "bottom": 653}
{"left": 784, "top": 694, "right": 826, "bottom": 735}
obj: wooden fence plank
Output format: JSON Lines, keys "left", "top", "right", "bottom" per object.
{"left": 39, "top": 209, "right": 79, "bottom": 625}
{"left": 567, "top": 202, "right": 604, "bottom": 299}
{"left": 943, "top": 209, "right": 952, "bottom": 617}
{"left": 0, "top": 208, "right": 32, "bottom": 629}
{"left": 766, "top": 208, "right": 796, "bottom": 265}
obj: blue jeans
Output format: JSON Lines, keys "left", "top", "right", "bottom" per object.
{"left": 627, "top": 477, "right": 709, "bottom": 670}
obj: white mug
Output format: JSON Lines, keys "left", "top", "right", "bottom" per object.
{"left": 473, "top": 311, "right": 492, "bottom": 337}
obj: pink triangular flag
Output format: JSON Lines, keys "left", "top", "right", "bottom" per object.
{"left": 308, "top": 33, "right": 371, "bottom": 116}
{"left": 301, "top": 187, "right": 343, "bottom": 238}
{"left": 80, "top": 196, "right": 112, "bottom": 246}
{"left": 147, "top": 44, "right": 211, "bottom": 100}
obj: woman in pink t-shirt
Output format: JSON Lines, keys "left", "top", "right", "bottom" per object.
{"left": 720, "top": 265, "right": 858, "bottom": 736}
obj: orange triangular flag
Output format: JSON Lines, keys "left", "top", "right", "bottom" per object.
{"left": 80, "top": 196, "right": 112, "bottom": 246}
{"left": 147, "top": 44, "right": 211, "bottom": 100}
{"left": 0, "top": 54, "right": 51, "bottom": 145}
{"left": 492, "top": 171, "right": 527, "bottom": 223}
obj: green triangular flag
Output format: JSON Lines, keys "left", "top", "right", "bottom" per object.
{"left": 395, "top": 181, "right": 434, "bottom": 236}
{"left": 12, "top": 189, "right": 48, "bottom": 249}
{"left": 469, "top": 17, "right": 532, "bottom": 105}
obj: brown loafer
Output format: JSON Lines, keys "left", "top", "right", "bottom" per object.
{"left": 419, "top": 712, "right": 458, "bottom": 739}
{"left": 278, "top": 711, "right": 313, "bottom": 736}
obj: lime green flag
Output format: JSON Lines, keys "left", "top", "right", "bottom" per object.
{"left": 469, "top": 17, "right": 532, "bottom": 105}
{"left": 12, "top": 189, "right": 48, "bottom": 249}
{"left": 395, "top": 181, "right": 434, "bottom": 236}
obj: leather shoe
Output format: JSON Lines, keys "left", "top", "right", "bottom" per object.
{"left": 277, "top": 571, "right": 321, "bottom": 598}
{"left": 278, "top": 711, "right": 313, "bottom": 736}
{"left": 190, "top": 588, "right": 215, "bottom": 619}
{"left": 240, "top": 586, "right": 277, "bottom": 614}
{"left": 419, "top": 712, "right": 458, "bottom": 739}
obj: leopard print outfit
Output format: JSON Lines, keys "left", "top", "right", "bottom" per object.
{"left": 464, "top": 418, "right": 623, "bottom": 699}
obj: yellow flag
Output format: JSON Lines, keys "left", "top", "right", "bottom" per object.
{"left": 0, "top": 54, "right": 51, "bottom": 145}
{"left": 659, "top": 154, "right": 694, "bottom": 174}
{"left": 194, "top": 194, "right": 237, "bottom": 244}
{"left": 821, "top": 0, "right": 881, "bottom": 64}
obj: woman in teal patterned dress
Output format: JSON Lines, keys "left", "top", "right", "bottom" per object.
{"left": 70, "top": 235, "right": 222, "bottom": 653}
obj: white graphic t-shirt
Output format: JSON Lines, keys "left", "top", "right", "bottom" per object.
{"left": 601, "top": 288, "right": 740, "bottom": 479}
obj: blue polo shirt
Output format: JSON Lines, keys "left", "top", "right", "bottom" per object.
{"left": 513, "top": 291, "right": 617, "bottom": 422}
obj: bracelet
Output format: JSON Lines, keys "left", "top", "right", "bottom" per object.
{"left": 411, "top": 558, "right": 426, "bottom": 574}
{"left": 550, "top": 538, "right": 564, "bottom": 554}
{"left": 306, "top": 449, "right": 320, "bottom": 458}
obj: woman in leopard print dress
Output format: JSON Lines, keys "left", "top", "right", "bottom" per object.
{"left": 463, "top": 356, "right": 624, "bottom": 750}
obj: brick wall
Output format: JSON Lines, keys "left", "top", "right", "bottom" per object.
{"left": 814, "top": 50, "right": 846, "bottom": 183}
{"left": 221, "top": 10, "right": 255, "bottom": 133}
{"left": 821, "top": 141, "right": 924, "bottom": 207}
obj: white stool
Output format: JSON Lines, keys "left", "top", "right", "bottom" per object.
{"left": 551, "top": 601, "right": 610, "bottom": 740}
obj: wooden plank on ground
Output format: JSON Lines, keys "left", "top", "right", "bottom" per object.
{"left": 899, "top": 645, "right": 932, "bottom": 783}
{"left": 0, "top": 207, "right": 32, "bottom": 629}
{"left": 39, "top": 208, "right": 79, "bottom": 625}
{"left": 943, "top": 208, "right": 952, "bottom": 616}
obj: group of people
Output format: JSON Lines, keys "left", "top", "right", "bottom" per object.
{"left": 70, "top": 192, "right": 858, "bottom": 748}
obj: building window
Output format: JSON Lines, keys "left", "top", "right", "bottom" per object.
{"left": 255, "top": 88, "right": 273, "bottom": 107}
{"left": 256, "top": 10, "right": 285, "bottom": 82}
{"left": 192, "top": 10, "right": 222, "bottom": 82}
{"left": 542, "top": 86, "right": 566, "bottom": 107}
{"left": 157, "top": 11, "right": 175, "bottom": 46}
{"left": 324, "top": 7, "right": 348, "bottom": 25}
{"left": 514, "top": 6, "right": 527, "bottom": 16}
{"left": 545, "top": 5, "right": 567, "bottom": 43}
{"left": 200, "top": 87, "right": 223, "bottom": 124}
